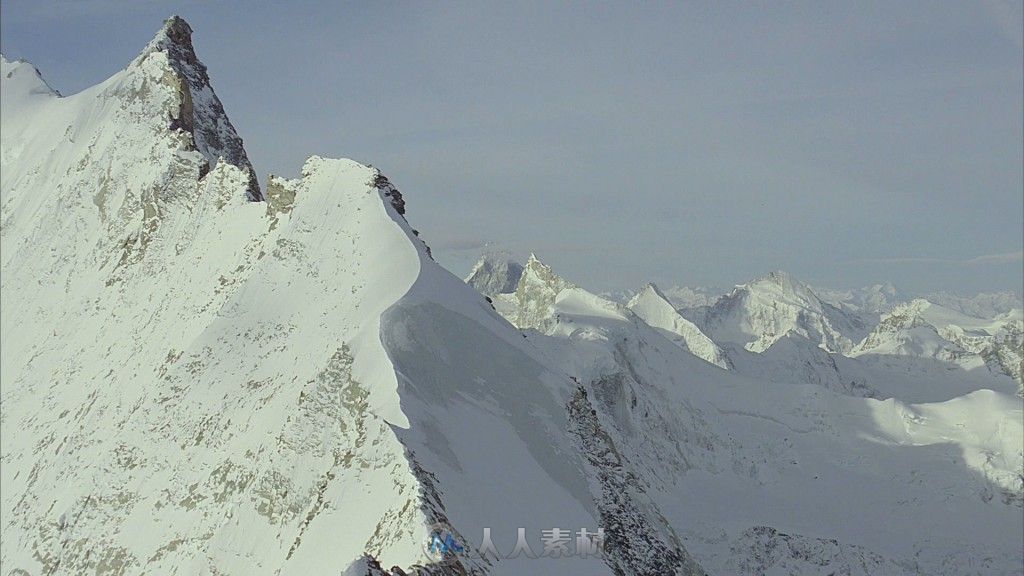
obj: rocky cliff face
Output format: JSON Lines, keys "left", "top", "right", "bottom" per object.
{"left": 510, "top": 254, "right": 577, "bottom": 332}
{"left": 137, "top": 16, "right": 262, "bottom": 200}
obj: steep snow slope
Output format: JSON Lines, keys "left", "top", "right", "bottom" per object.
{"left": 492, "top": 256, "right": 1024, "bottom": 575}
{"left": 0, "top": 60, "right": 438, "bottom": 570}
{"left": 382, "top": 259, "right": 702, "bottom": 575}
{"left": 0, "top": 19, "right": 442, "bottom": 575}
{"left": 626, "top": 284, "right": 731, "bottom": 369}
{"left": 1, "top": 18, "right": 706, "bottom": 576}
{"left": 697, "top": 271, "right": 868, "bottom": 354}
{"left": 1, "top": 105, "right": 429, "bottom": 575}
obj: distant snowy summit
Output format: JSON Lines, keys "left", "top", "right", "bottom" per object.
{"left": 464, "top": 251, "right": 523, "bottom": 296}
{"left": 626, "top": 284, "right": 731, "bottom": 369}
{"left": 696, "top": 270, "right": 868, "bottom": 354}
{"left": 464, "top": 253, "right": 1023, "bottom": 394}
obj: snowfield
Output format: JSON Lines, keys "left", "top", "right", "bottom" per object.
{"left": 2, "top": 16, "right": 1022, "bottom": 576}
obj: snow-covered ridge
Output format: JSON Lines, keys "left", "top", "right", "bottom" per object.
{"left": 0, "top": 141, "right": 440, "bottom": 572}
{"left": 924, "top": 290, "right": 1022, "bottom": 318}
{"left": 626, "top": 284, "right": 731, "bottom": 369}
{"left": 1, "top": 18, "right": 695, "bottom": 575}
{"left": 2, "top": 18, "right": 434, "bottom": 574}
{"left": 462, "top": 255, "right": 1022, "bottom": 393}
{"left": 852, "top": 299, "right": 1024, "bottom": 394}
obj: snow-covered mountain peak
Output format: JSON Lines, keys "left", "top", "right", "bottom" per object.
{"left": 519, "top": 253, "right": 575, "bottom": 295}
{"left": 749, "top": 270, "right": 821, "bottom": 301}
{"left": 813, "top": 282, "right": 905, "bottom": 319}
{"left": 0, "top": 54, "right": 58, "bottom": 101}
{"left": 6, "top": 16, "right": 1023, "bottom": 576}
{"left": 895, "top": 297, "right": 932, "bottom": 318}
{"left": 1, "top": 14, "right": 267, "bottom": 346}
{"left": 759, "top": 269, "right": 800, "bottom": 288}
{"left": 138, "top": 15, "right": 195, "bottom": 58}
{"left": 464, "top": 252, "right": 524, "bottom": 296}
{"left": 632, "top": 282, "right": 670, "bottom": 303}
{"left": 507, "top": 253, "right": 578, "bottom": 330}
{"left": 867, "top": 298, "right": 1021, "bottom": 334}
{"left": 701, "top": 270, "right": 864, "bottom": 354}
{"left": 129, "top": 15, "right": 261, "bottom": 200}
{"left": 626, "top": 284, "right": 731, "bottom": 369}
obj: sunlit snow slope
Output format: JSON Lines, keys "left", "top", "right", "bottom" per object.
{"left": 1, "top": 17, "right": 708, "bottom": 576}
{"left": 2, "top": 29, "right": 432, "bottom": 569}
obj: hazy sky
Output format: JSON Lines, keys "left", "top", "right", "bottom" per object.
{"left": 2, "top": 1, "right": 1022, "bottom": 295}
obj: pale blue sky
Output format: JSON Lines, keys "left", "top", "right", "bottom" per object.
{"left": 2, "top": 1, "right": 1021, "bottom": 295}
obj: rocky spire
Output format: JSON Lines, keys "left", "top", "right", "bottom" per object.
{"left": 136, "top": 16, "right": 263, "bottom": 201}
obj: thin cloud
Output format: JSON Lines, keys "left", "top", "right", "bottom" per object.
{"left": 429, "top": 238, "right": 494, "bottom": 252}
{"left": 849, "top": 251, "right": 1023, "bottom": 266}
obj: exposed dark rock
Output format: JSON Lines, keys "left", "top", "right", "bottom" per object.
{"left": 143, "top": 16, "right": 263, "bottom": 201}
{"left": 567, "top": 385, "right": 707, "bottom": 575}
